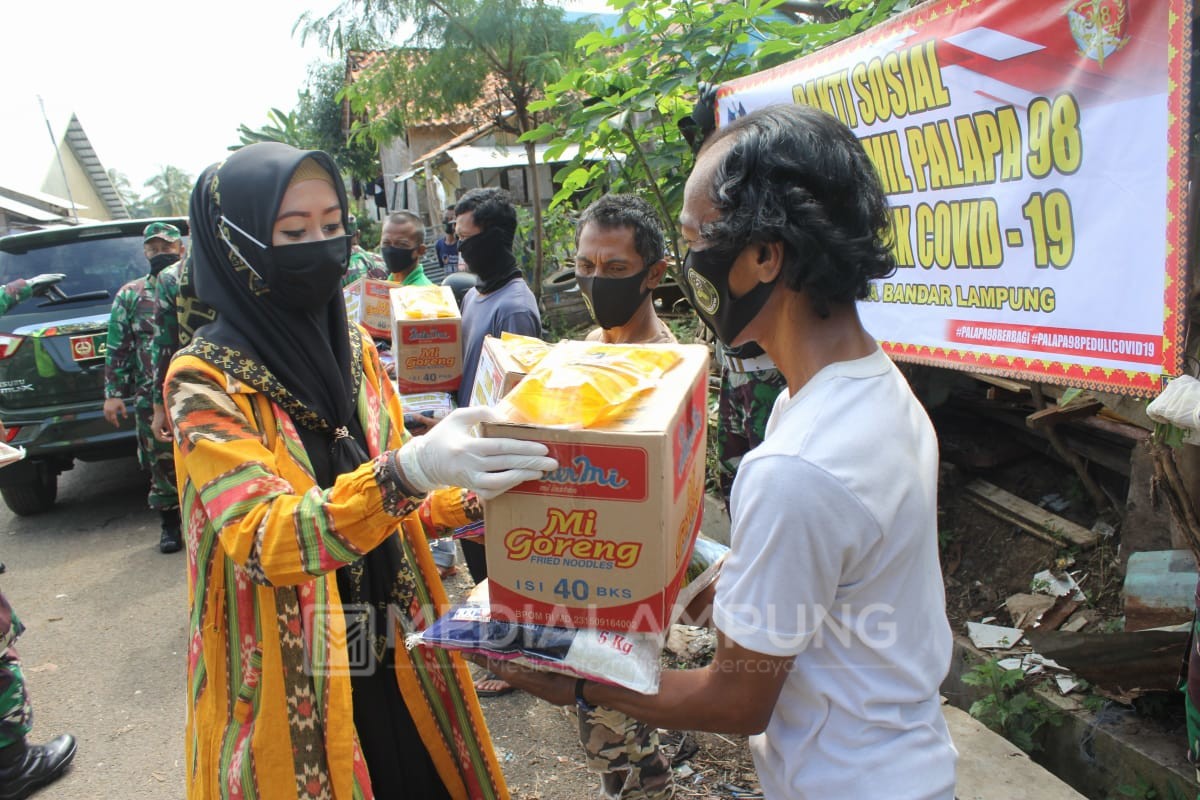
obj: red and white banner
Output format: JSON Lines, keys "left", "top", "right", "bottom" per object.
{"left": 719, "top": 0, "right": 1190, "bottom": 396}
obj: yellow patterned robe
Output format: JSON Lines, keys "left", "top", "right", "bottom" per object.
{"left": 166, "top": 329, "right": 507, "bottom": 800}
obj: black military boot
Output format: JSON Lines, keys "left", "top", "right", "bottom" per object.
{"left": 0, "top": 734, "right": 77, "bottom": 800}
{"left": 159, "top": 508, "right": 182, "bottom": 554}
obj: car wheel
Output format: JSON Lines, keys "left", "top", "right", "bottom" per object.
{"left": 1, "top": 466, "right": 58, "bottom": 516}
{"left": 542, "top": 268, "right": 578, "bottom": 294}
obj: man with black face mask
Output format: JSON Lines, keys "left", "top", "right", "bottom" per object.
{"left": 454, "top": 187, "right": 540, "bottom": 412}
{"left": 378, "top": 210, "right": 433, "bottom": 286}
{"left": 572, "top": 192, "right": 678, "bottom": 800}
{"left": 453, "top": 188, "right": 541, "bottom": 697}
{"left": 575, "top": 194, "right": 674, "bottom": 347}
{"left": 477, "top": 104, "right": 957, "bottom": 800}
{"left": 103, "top": 222, "right": 183, "bottom": 553}
{"left": 435, "top": 207, "right": 460, "bottom": 275}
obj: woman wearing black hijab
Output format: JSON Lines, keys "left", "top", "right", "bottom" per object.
{"left": 166, "top": 142, "right": 554, "bottom": 800}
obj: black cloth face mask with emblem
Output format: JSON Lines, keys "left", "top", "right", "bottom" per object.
{"left": 577, "top": 271, "right": 649, "bottom": 329}
{"left": 681, "top": 246, "right": 775, "bottom": 347}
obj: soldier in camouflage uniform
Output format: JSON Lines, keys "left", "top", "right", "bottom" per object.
{"left": 0, "top": 274, "right": 66, "bottom": 315}
{"left": 0, "top": 280, "right": 77, "bottom": 798}
{"left": 104, "top": 222, "right": 183, "bottom": 553}
{"left": 572, "top": 195, "right": 675, "bottom": 800}
{"left": 0, "top": 589, "right": 76, "bottom": 798}
{"left": 148, "top": 251, "right": 216, "bottom": 447}
{"left": 715, "top": 341, "right": 787, "bottom": 513}
{"left": 577, "top": 705, "right": 674, "bottom": 800}
{"left": 341, "top": 214, "right": 387, "bottom": 286}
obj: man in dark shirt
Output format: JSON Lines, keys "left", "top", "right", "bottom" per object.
{"left": 434, "top": 207, "right": 460, "bottom": 275}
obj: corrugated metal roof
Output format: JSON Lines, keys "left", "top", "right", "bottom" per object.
{"left": 0, "top": 195, "right": 64, "bottom": 222}
{"left": 411, "top": 116, "right": 509, "bottom": 168}
{"left": 0, "top": 186, "right": 86, "bottom": 213}
{"left": 445, "top": 143, "right": 587, "bottom": 172}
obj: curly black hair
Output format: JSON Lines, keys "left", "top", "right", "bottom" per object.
{"left": 455, "top": 187, "right": 517, "bottom": 246}
{"left": 575, "top": 194, "right": 666, "bottom": 269}
{"left": 700, "top": 103, "right": 896, "bottom": 317}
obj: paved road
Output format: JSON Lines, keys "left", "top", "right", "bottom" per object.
{"left": 0, "top": 456, "right": 185, "bottom": 798}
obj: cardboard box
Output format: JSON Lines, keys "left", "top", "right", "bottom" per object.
{"left": 343, "top": 277, "right": 398, "bottom": 339}
{"left": 390, "top": 285, "right": 463, "bottom": 394}
{"left": 481, "top": 341, "right": 709, "bottom": 633}
{"left": 469, "top": 334, "right": 550, "bottom": 408}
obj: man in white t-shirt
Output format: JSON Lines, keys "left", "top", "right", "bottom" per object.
{"left": 479, "top": 103, "right": 957, "bottom": 799}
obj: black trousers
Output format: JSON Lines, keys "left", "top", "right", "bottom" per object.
{"left": 350, "top": 657, "right": 451, "bottom": 800}
{"left": 461, "top": 539, "right": 488, "bottom": 584}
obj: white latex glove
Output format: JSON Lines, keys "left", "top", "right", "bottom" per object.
{"left": 26, "top": 273, "right": 66, "bottom": 296}
{"left": 397, "top": 405, "right": 556, "bottom": 500}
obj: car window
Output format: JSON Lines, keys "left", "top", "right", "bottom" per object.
{"left": 0, "top": 235, "right": 166, "bottom": 314}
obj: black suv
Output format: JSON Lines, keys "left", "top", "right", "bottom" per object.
{"left": 0, "top": 217, "right": 188, "bottom": 515}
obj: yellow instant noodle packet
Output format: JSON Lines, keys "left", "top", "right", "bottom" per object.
{"left": 499, "top": 332, "right": 552, "bottom": 371}
{"left": 393, "top": 286, "right": 458, "bottom": 319}
{"left": 502, "top": 344, "right": 681, "bottom": 427}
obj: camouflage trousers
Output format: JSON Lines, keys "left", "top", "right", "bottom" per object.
{"left": 716, "top": 366, "right": 787, "bottom": 511}
{"left": 577, "top": 705, "right": 673, "bottom": 800}
{"left": 0, "top": 592, "right": 31, "bottom": 749}
{"left": 133, "top": 401, "right": 178, "bottom": 511}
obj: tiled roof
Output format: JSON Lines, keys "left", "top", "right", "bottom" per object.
{"left": 411, "top": 114, "right": 511, "bottom": 167}
{"left": 345, "top": 50, "right": 513, "bottom": 130}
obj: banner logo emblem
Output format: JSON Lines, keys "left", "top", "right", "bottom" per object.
{"left": 1067, "top": 0, "right": 1130, "bottom": 65}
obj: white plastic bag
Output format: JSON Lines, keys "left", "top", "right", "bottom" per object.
{"left": 408, "top": 600, "right": 665, "bottom": 694}
{"left": 0, "top": 442, "right": 26, "bottom": 469}
{"left": 1147, "top": 375, "right": 1200, "bottom": 444}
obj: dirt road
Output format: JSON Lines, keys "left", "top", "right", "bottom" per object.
{"left": 0, "top": 457, "right": 186, "bottom": 798}
{"left": 0, "top": 458, "right": 747, "bottom": 799}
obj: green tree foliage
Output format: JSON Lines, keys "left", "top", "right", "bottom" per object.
{"left": 532, "top": 0, "right": 907, "bottom": 267}
{"left": 143, "top": 165, "right": 193, "bottom": 217}
{"left": 232, "top": 63, "right": 380, "bottom": 183}
{"left": 296, "top": 0, "right": 589, "bottom": 297}
{"left": 234, "top": 108, "right": 310, "bottom": 149}
{"left": 107, "top": 169, "right": 152, "bottom": 218}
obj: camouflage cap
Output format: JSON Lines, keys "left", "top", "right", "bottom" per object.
{"left": 143, "top": 222, "right": 182, "bottom": 243}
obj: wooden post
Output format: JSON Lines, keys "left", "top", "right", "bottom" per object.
{"left": 423, "top": 163, "right": 442, "bottom": 228}
{"left": 1027, "top": 385, "right": 1117, "bottom": 516}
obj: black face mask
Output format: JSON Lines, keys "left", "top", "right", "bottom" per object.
{"left": 459, "top": 227, "right": 513, "bottom": 280}
{"left": 148, "top": 252, "right": 180, "bottom": 276}
{"left": 681, "top": 246, "right": 775, "bottom": 347}
{"left": 381, "top": 245, "right": 416, "bottom": 276}
{"left": 577, "top": 271, "right": 649, "bottom": 329}
{"left": 260, "top": 237, "right": 350, "bottom": 311}
{"left": 443, "top": 222, "right": 456, "bottom": 235}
